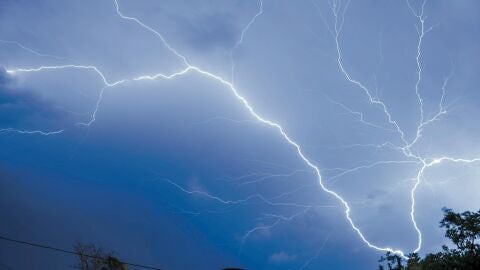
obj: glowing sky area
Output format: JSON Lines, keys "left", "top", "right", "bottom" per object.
{"left": 1, "top": 0, "right": 480, "bottom": 269}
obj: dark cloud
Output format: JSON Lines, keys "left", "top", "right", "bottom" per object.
{"left": 0, "top": 68, "right": 60, "bottom": 126}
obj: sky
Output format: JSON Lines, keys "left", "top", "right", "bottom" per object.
{"left": 1, "top": 0, "right": 480, "bottom": 269}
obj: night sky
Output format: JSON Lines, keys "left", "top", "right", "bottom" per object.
{"left": 1, "top": 1, "right": 480, "bottom": 269}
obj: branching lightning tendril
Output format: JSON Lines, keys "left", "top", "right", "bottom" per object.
{"left": 3, "top": 0, "right": 480, "bottom": 262}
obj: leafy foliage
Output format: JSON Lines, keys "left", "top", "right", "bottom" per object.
{"left": 378, "top": 208, "right": 480, "bottom": 270}
{"left": 74, "top": 243, "right": 127, "bottom": 270}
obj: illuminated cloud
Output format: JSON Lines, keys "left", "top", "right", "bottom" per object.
{"left": 1, "top": 1, "right": 480, "bottom": 269}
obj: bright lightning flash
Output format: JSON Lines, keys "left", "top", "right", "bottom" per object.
{"left": 2, "top": 0, "right": 480, "bottom": 262}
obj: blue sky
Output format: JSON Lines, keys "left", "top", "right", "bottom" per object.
{"left": 1, "top": 0, "right": 480, "bottom": 269}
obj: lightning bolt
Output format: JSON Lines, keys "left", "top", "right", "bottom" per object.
{"left": 318, "top": 0, "right": 480, "bottom": 257}
{"left": 3, "top": 0, "right": 480, "bottom": 262}
{"left": 326, "top": 160, "right": 420, "bottom": 186}
{"left": 323, "top": 93, "right": 397, "bottom": 132}
{"left": 241, "top": 207, "right": 311, "bottom": 244}
{"left": 298, "top": 232, "right": 332, "bottom": 270}
{"left": 0, "top": 39, "right": 72, "bottom": 62}
{"left": 154, "top": 176, "right": 317, "bottom": 209}
{"left": 2, "top": 0, "right": 408, "bottom": 259}
{"left": 0, "top": 128, "right": 64, "bottom": 136}
{"left": 230, "top": 0, "right": 263, "bottom": 84}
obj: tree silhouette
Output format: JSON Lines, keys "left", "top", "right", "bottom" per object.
{"left": 378, "top": 208, "right": 480, "bottom": 270}
{"left": 74, "top": 243, "right": 127, "bottom": 270}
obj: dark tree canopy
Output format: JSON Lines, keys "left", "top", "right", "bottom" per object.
{"left": 378, "top": 208, "right": 480, "bottom": 270}
{"left": 74, "top": 243, "right": 127, "bottom": 270}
